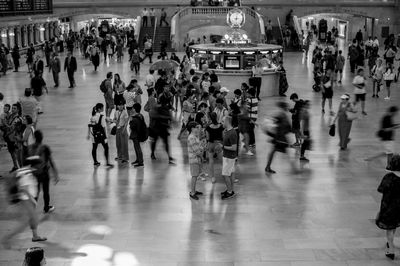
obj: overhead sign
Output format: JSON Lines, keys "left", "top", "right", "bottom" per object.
{"left": 0, "top": 0, "right": 52, "bottom": 16}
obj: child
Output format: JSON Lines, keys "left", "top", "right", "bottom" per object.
{"left": 187, "top": 121, "right": 206, "bottom": 200}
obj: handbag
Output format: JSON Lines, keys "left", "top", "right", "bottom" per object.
{"left": 110, "top": 125, "right": 117, "bottom": 135}
{"left": 329, "top": 124, "right": 336, "bottom": 137}
{"left": 346, "top": 111, "right": 358, "bottom": 121}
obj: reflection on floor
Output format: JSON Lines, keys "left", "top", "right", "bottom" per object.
{"left": 0, "top": 46, "right": 399, "bottom": 265}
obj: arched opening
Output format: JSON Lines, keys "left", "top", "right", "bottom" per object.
{"left": 297, "top": 13, "right": 377, "bottom": 43}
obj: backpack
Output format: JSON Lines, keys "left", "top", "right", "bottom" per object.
{"left": 99, "top": 79, "right": 108, "bottom": 93}
{"left": 90, "top": 115, "right": 106, "bottom": 143}
{"left": 138, "top": 115, "right": 149, "bottom": 142}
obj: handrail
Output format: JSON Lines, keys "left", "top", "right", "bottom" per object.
{"left": 277, "top": 17, "right": 284, "bottom": 47}
{"left": 152, "top": 17, "right": 157, "bottom": 46}
{"left": 135, "top": 15, "right": 141, "bottom": 41}
{"left": 257, "top": 13, "right": 266, "bottom": 43}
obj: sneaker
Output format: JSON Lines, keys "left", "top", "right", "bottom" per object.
{"left": 265, "top": 168, "right": 276, "bottom": 174}
{"left": 221, "top": 191, "right": 236, "bottom": 200}
{"left": 131, "top": 161, "right": 138, "bottom": 165}
{"left": 299, "top": 157, "right": 309, "bottom": 162}
{"left": 362, "top": 111, "right": 367, "bottom": 115}
{"left": 94, "top": 162, "right": 101, "bottom": 166}
{"left": 234, "top": 178, "right": 239, "bottom": 183}
{"left": 372, "top": 94, "right": 376, "bottom": 98}
{"left": 376, "top": 94, "right": 379, "bottom": 98}
{"left": 44, "top": 206, "right": 55, "bottom": 213}
{"left": 133, "top": 163, "right": 144, "bottom": 168}
{"left": 189, "top": 193, "right": 199, "bottom": 200}
{"left": 322, "top": 109, "right": 325, "bottom": 114}
{"left": 220, "top": 190, "right": 228, "bottom": 196}
{"left": 168, "top": 158, "right": 175, "bottom": 164}
{"left": 245, "top": 151, "right": 254, "bottom": 156}
{"left": 115, "top": 157, "right": 120, "bottom": 161}
{"left": 384, "top": 97, "right": 390, "bottom": 100}
{"left": 195, "top": 191, "right": 203, "bottom": 196}
{"left": 106, "top": 163, "right": 114, "bottom": 168}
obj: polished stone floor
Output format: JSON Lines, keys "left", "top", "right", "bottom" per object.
{"left": 0, "top": 44, "right": 399, "bottom": 266}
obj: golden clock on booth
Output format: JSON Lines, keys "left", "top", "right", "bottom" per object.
{"left": 227, "top": 8, "right": 245, "bottom": 29}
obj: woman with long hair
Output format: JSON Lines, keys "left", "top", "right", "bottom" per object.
{"left": 113, "top": 73, "right": 126, "bottom": 106}
{"left": 376, "top": 154, "right": 400, "bottom": 260}
{"left": 205, "top": 112, "right": 224, "bottom": 183}
{"left": 87, "top": 103, "right": 113, "bottom": 168}
{"left": 383, "top": 63, "right": 395, "bottom": 100}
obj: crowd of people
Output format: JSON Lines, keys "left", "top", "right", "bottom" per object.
{"left": 1, "top": 12, "right": 400, "bottom": 262}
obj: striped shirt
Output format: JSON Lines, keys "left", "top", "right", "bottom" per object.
{"left": 247, "top": 97, "right": 258, "bottom": 121}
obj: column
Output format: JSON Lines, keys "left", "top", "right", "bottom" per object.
{"left": 22, "top": 25, "right": 27, "bottom": 47}
{"left": 27, "top": 24, "right": 33, "bottom": 45}
{"left": 0, "top": 28, "right": 7, "bottom": 48}
{"left": 15, "top": 26, "right": 21, "bottom": 48}
{"left": 7, "top": 27, "right": 15, "bottom": 48}
{"left": 39, "top": 24, "right": 45, "bottom": 42}
{"left": 49, "top": 22, "right": 54, "bottom": 39}
{"left": 44, "top": 22, "right": 49, "bottom": 41}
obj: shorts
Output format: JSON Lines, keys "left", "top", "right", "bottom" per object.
{"left": 386, "top": 80, "right": 392, "bottom": 87}
{"left": 355, "top": 93, "right": 366, "bottom": 102}
{"left": 322, "top": 88, "right": 333, "bottom": 99}
{"left": 222, "top": 157, "right": 236, "bottom": 176}
{"left": 208, "top": 141, "right": 222, "bottom": 154}
{"left": 190, "top": 163, "right": 201, "bottom": 177}
{"left": 105, "top": 97, "right": 115, "bottom": 110}
{"left": 383, "top": 141, "right": 394, "bottom": 154}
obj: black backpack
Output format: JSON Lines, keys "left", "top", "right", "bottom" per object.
{"left": 138, "top": 116, "right": 149, "bottom": 142}
{"left": 99, "top": 79, "right": 107, "bottom": 94}
{"left": 90, "top": 115, "right": 106, "bottom": 143}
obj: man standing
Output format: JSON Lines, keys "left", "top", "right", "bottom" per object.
{"left": 159, "top": 8, "right": 169, "bottom": 27}
{"left": 103, "top": 72, "right": 114, "bottom": 120}
{"left": 64, "top": 51, "right": 77, "bottom": 88}
{"left": 31, "top": 71, "right": 47, "bottom": 114}
{"left": 29, "top": 130, "right": 59, "bottom": 213}
{"left": 129, "top": 103, "right": 145, "bottom": 168}
{"left": 149, "top": 8, "right": 156, "bottom": 27}
{"left": 221, "top": 116, "right": 238, "bottom": 200}
{"left": 49, "top": 53, "right": 61, "bottom": 88}
{"left": 44, "top": 41, "right": 52, "bottom": 67}
{"left": 142, "top": 8, "right": 149, "bottom": 27}
{"left": 266, "top": 20, "right": 273, "bottom": 44}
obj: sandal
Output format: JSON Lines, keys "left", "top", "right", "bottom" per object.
{"left": 32, "top": 236, "right": 47, "bottom": 242}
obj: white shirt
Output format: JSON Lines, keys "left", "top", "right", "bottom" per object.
{"left": 17, "top": 167, "right": 38, "bottom": 202}
{"left": 353, "top": 75, "right": 366, "bottom": 94}
{"left": 373, "top": 39, "right": 379, "bottom": 47}
{"left": 142, "top": 10, "right": 149, "bottom": 16}
{"left": 149, "top": 10, "right": 155, "bottom": 16}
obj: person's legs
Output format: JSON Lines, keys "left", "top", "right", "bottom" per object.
{"left": 116, "top": 131, "right": 122, "bottom": 160}
{"left": 120, "top": 130, "right": 129, "bottom": 161}
{"left": 161, "top": 133, "right": 172, "bottom": 159}
{"left": 92, "top": 142, "right": 99, "bottom": 163}
{"left": 41, "top": 172, "right": 50, "bottom": 212}
{"left": 321, "top": 97, "right": 326, "bottom": 112}
{"left": 150, "top": 134, "right": 158, "bottom": 158}
{"left": 133, "top": 139, "right": 143, "bottom": 164}
{"left": 328, "top": 98, "right": 333, "bottom": 114}
{"left": 256, "top": 77, "right": 262, "bottom": 99}
{"left": 100, "top": 141, "right": 110, "bottom": 164}
{"left": 361, "top": 99, "right": 366, "bottom": 113}
{"left": 386, "top": 83, "right": 391, "bottom": 98}
{"left": 386, "top": 229, "right": 396, "bottom": 254}
{"left": 208, "top": 150, "right": 215, "bottom": 181}
{"left": 7, "top": 142, "right": 19, "bottom": 169}
{"left": 223, "top": 175, "right": 232, "bottom": 192}
{"left": 266, "top": 148, "right": 276, "bottom": 171}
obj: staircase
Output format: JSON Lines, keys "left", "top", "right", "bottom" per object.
{"left": 153, "top": 27, "right": 174, "bottom": 52}
{"left": 138, "top": 26, "right": 154, "bottom": 51}
{"left": 138, "top": 25, "right": 174, "bottom": 53}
